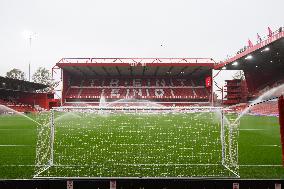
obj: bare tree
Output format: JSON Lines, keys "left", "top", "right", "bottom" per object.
{"left": 6, "top": 68, "right": 26, "bottom": 80}
{"left": 32, "top": 67, "right": 58, "bottom": 92}
{"left": 232, "top": 71, "right": 245, "bottom": 80}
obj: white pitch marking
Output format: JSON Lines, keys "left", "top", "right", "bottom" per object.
{"left": 0, "top": 145, "right": 32, "bottom": 147}
{"left": 2, "top": 164, "right": 282, "bottom": 167}
{"left": 48, "top": 163, "right": 220, "bottom": 167}
{"left": 0, "top": 129, "right": 31, "bottom": 130}
{"left": 239, "top": 129, "right": 266, "bottom": 131}
{"left": 0, "top": 165, "right": 37, "bottom": 167}
{"left": 239, "top": 164, "right": 283, "bottom": 167}
{"left": 254, "top": 144, "right": 280, "bottom": 147}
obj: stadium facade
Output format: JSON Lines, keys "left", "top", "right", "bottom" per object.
{"left": 55, "top": 58, "right": 214, "bottom": 107}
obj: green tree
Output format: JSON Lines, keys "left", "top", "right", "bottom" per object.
{"left": 6, "top": 68, "right": 26, "bottom": 80}
{"left": 32, "top": 67, "right": 58, "bottom": 92}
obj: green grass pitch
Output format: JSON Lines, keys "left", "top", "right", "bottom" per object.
{"left": 0, "top": 112, "right": 283, "bottom": 179}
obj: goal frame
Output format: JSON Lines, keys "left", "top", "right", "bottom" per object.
{"left": 34, "top": 106, "right": 240, "bottom": 179}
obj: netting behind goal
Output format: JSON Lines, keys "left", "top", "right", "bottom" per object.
{"left": 34, "top": 106, "right": 239, "bottom": 178}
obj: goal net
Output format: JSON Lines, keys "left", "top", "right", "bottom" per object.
{"left": 34, "top": 106, "right": 239, "bottom": 178}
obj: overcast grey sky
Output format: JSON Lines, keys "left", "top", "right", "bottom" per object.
{"left": 0, "top": 0, "right": 283, "bottom": 77}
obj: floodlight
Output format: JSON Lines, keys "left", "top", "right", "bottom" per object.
{"left": 22, "top": 30, "right": 38, "bottom": 40}
{"left": 261, "top": 47, "right": 270, "bottom": 52}
{"left": 245, "top": 55, "right": 253, "bottom": 60}
{"left": 232, "top": 62, "right": 238, "bottom": 66}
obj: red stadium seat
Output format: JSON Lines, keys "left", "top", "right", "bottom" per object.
{"left": 64, "top": 78, "right": 210, "bottom": 106}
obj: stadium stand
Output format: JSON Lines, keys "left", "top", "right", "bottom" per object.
{"left": 54, "top": 58, "right": 214, "bottom": 107}
{"left": 254, "top": 79, "right": 284, "bottom": 98}
{"left": 215, "top": 26, "right": 284, "bottom": 104}
{"left": 249, "top": 101, "right": 279, "bottom": 116}
{"left": 64, "top": 78, "right": 209, "bottom": 103}
{"left": 228, "top": 100, "right": 279, "bottom": 116}
{"left": 0, "top": 76, "right": 58, "bottom": 112}
{"left": 57, "top": 27, "right": 284, "bottom": 108}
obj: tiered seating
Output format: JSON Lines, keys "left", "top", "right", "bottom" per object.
{"left": 65, "top": 78, "right": 210, "bottom": 101}
{"left": 252, "top": 79, "right": 284, "bottom": 98}
{"left": 0, "top": 98, "right": 36, "bottom": 112}
{"left": 64, "top": 101, "right": 209, "bottom": 107}
{"left": 227, "top": 100, "right": 279, "bottom": 116}
{"left": 250, "top": 101, "right": 278, "bottom": 116}
{"left": 66, "top": 88, "right": 209, "bottom": 99}
{"left": 63, "top": 102, "right": 100, "bottom": 107}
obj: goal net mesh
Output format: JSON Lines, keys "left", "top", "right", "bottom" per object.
{"left": 34, "top": 106, "right": 239, "bottom": 178}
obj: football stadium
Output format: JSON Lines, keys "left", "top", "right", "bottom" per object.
{"left": 0, "top": 26, "right": 284, "bottom": 188}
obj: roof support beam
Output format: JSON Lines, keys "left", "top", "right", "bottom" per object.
{"left": 102, "top": 66, "right": 110, "bottom": 76}
{"left": 142, "top": 66, "right": 147, "bottom": 76}
{"left": 165, "top": 66, "right": 173, "bottom": 76}
{"left": 115, "top": 66, "right": 121, "bottom": 76}
{"left": 187, "top": 66, "right": 202, "bottom": 77}
{"left": 176, "top": 66, "right": 188, "bottom": 77}
{"left": 129, "top": 66, "right": 133, "bottom": 76}
{"left": 154, "top": 67, "right": 160, "bottom": 76}
{"left": 86, "top": 66, "right": 99, "bottom": 76}
{"left": 72, "top": 66, "right": 84, "bottom": 76}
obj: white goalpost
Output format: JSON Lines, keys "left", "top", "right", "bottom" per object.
{"left": 34, "top": 106, "right": 239, "bottom": 178}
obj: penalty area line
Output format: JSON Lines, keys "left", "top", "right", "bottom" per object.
{"left": 48, "top": 163, "right": 221, "bottom": 167}
{"left": 239, "top": 164, "right": 283, "bottom": 167}
{"left": 0, "top": 145, "right": 32, "bottom": 147}
{"left": 239, "top": 129, "right": 267, "bottom": 131}
{"left": 0, "top": 165, "right": 38, "bottom": 167}
{"left": 254, "top": 144, "right": 280, "bottom": 147}
{"left": 2, "top": 164, "right": 282, "bottom": 167}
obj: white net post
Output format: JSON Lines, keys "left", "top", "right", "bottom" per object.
{"left": 34, "top": 110, "right": 55, "bottom": 178}
{"left": 222, "top": 108, "right": 239, "bottom": 177}
{"left": 49, "top": 109, "right": 55, "bottom": 166}
{"left": 220, "top": 109, "right": 226, "bottom": 165}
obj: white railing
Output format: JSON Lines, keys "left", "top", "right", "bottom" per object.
{"left": 57, "top": 58, "right": 216, "bottom": 65}
{"left": 217, "top": 27, "right": 284, "bottom": 67}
